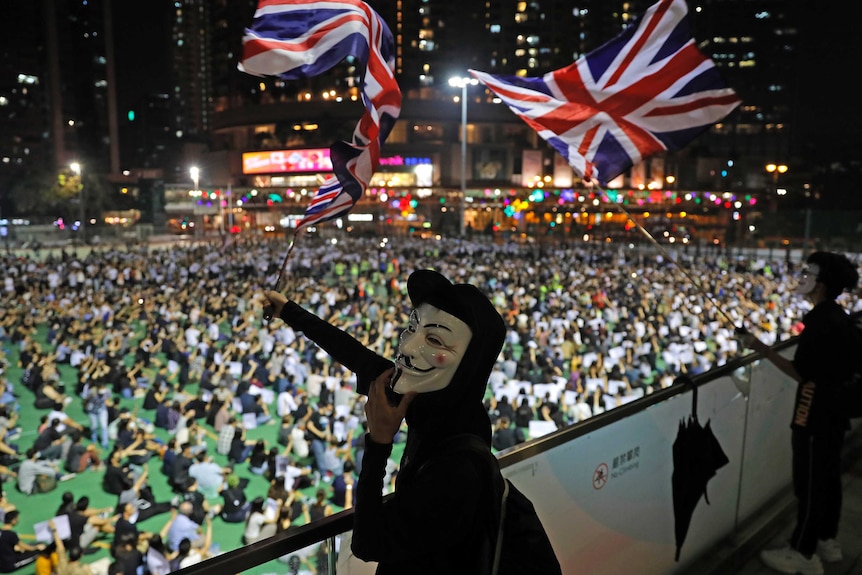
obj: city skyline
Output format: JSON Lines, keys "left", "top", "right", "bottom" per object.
{"left": 2, "top": 0, "right": 860, "bottom": 230}
{"left": 105, "top": 0, "right": 861, "bottom": 160}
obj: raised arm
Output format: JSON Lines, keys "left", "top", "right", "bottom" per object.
{"left": 263, "top": 292, "right": 392, "bottom": 395}
{"left": 160, "top": 508, "right": 179, "bottom": 539}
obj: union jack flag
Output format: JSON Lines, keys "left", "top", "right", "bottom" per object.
{"left": 470, "top": 0, "right": 740, "bottom": 186}
{"left": 239, "top": 0, "right": 402, "bottom": 228}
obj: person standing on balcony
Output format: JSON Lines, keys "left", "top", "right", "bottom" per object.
{"left": 263, "top": 269, "right": 512, "bottom": 573}
{"left": 742, "top": 251, "right": 859, "bottom": 575}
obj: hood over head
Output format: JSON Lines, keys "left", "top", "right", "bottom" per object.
{"left": 402, "top": 269, "right": 506, "bottom": 447}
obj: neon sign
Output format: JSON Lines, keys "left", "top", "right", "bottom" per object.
{"left": 242, "top": 149, "right": 333, "bottom": 174}
{"left": 378, "top": 155, "right": 432, "bottom": 166}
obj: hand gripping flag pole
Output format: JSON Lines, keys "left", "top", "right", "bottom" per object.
{"left": 262, "top": 226, "right": 304, "bottom": 322}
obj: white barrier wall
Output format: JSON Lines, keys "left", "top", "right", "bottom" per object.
{"left": 337, "top": 345, "right": 824, "bottom": 575}
{"left": 507, "top": 351, "right": 801, "bottom": 575}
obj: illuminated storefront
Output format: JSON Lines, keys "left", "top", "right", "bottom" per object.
{"left": 239, "top": 149, "right": 440, "bottom": 235}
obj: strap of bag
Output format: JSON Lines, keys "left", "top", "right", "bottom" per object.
{"left": 491, "top": 479, "right": 509, "bottom": 575}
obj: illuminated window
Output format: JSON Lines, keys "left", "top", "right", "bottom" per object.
{"left": 410, "top": 123, "right": 444, "bottom": 142}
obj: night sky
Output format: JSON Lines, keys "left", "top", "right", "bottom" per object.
{"left": 112, "top": 1, "right": 173, "bottom": 108}
{"left": 792, "top": 3, "right": 861, "bottom": 161}
{"left": 107, "top": 1, "right": 862, "bottom": 160}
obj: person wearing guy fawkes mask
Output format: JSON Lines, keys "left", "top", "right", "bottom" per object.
{"left": 741, "top": 252, "right": 859, "bottom": 575}
{"left": 264, "top": 269, "right": 513, "bottom": 574}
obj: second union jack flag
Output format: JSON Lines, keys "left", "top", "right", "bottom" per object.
{"left": 470, "top": 0, "right": 741, "bottom": 186}
{"left": 239, "top": 0, "right": 402, "bottom": 228}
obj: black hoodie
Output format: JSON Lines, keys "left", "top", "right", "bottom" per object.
{"left": 278, "top": 269, "right": 506, "bottom": 574}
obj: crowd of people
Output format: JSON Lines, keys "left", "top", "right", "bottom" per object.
{"left": 0, "top": 235, "right": 859, "bottom": 574}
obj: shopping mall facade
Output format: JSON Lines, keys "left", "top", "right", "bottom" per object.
{"left": 163, "top": 96, "right": 745, "bottom": 247}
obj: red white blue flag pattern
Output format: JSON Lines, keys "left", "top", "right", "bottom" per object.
{"left": 470, "top": 0, "right": 740, "bottom": 186}
{"left": 239, "top": 0, "right": 402, "bottom": 228}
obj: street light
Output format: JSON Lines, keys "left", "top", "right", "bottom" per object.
{"left": 765, "top": 163, "right": 788, "bottom": 196}
{"left": 449, "top": 75, "right": 479, "bottom": 236}
{"left": 764, "top": 163, "right": 788, "bottom": 219}
{"left": 70, "top": 162, "right": 85, "bottom": 244}
{"left": 190, "top": 166, "right": 208, "bottom": 235}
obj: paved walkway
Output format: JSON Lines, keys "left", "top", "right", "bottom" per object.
{"left": 687, "top": 429, "right": 862, "bottom": 575}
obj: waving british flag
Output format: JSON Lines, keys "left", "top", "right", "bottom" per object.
{"left": 470, "top": 0, "right": 740, "bottom": 186}
{"left": 239, "top": 0, "right": 401, "bottom": 228}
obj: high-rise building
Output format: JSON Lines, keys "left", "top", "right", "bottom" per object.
{"left": 7, "top": 0, "right": 858, "bottom": 235}
{"left": 211, "top": 1, "right": 798, "bottom": 179}
{"left": 0, "top": 2, "right": 51, "bottom": 217}
{"left": 0, "top": 0, "right": 118, "bottom": 215}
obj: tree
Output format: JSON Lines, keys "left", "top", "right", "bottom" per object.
{"left": 9, "top": 167, "right": 112, "bottom": 221}
{"left": 9, "top": 172, "right": 60, "bottom": 218}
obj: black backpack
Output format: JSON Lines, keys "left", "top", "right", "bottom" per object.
{"left": 436, "top": 434, "right": 562, "bottom": 575}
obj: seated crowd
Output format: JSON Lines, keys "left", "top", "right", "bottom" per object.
{"left": 0, "top": 236, "right": 859, "bottom": 574}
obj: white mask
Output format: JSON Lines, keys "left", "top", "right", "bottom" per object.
{"left": 796, "top": 263, "right": 820, "bottom": 295}
{"left": 392, "top": 303, "right": 472, "bottom": 394}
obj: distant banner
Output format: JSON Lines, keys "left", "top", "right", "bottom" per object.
{"left": 553, "top": 155, "right": 574, "bottom": 188}
{"left": 522, "top": 150, "right": 543, "bottom": 186}
{"left": 243, "top": 149, "right": 333, "bottom": 174}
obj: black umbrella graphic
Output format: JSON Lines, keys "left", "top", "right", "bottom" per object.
{"left": 672, "top": 375, "right": 729, "bottom": 561}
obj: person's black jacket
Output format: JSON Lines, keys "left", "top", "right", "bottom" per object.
{"left": 278, "top": 269, "right": 506, "bottom": 574}
{"left": 103, "top": 464, "right": 133, "bottom": 495}
{"left": 220, "top": 486, "right": 249, "bottom": 522}
{"left": 791, "top": 300, "right": 855, "bottom": 434}
{"left": 492, "top": 427, "right": 525, "bottom": 451}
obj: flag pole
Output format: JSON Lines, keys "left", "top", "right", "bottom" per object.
{"left": 601, "top": 189, "right": 741, "bottom": 330}
{"left": 263, "top": 226, "right": 305, "bottom": 321}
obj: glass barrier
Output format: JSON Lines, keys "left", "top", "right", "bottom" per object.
{"left": 174, "top": 331, "right": 858, "bottom": 575}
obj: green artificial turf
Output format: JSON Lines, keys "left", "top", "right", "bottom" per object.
{"left": 2, "top": 322, "right": 404, "bottom": 574}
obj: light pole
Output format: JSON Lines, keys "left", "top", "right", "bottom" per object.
{"left": 0, "top": 203, "right": 8, "bottom": 255}
{"left": 765, "top": 163, "right": 788, "bottom": 192}
{"left": 70, "top": 162, "right": 85, "bottom": 244}
{"left": 764, "top": 163, "right": 788, "bottom": 214}
{"left": 190, "top": 167, "right": 203, "bottom": 235}
{"left": 227, "top": 182, "right": 234, "bottom": 232}
{"left": 449, "top": 76, "right": 478, "bottom": 236}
